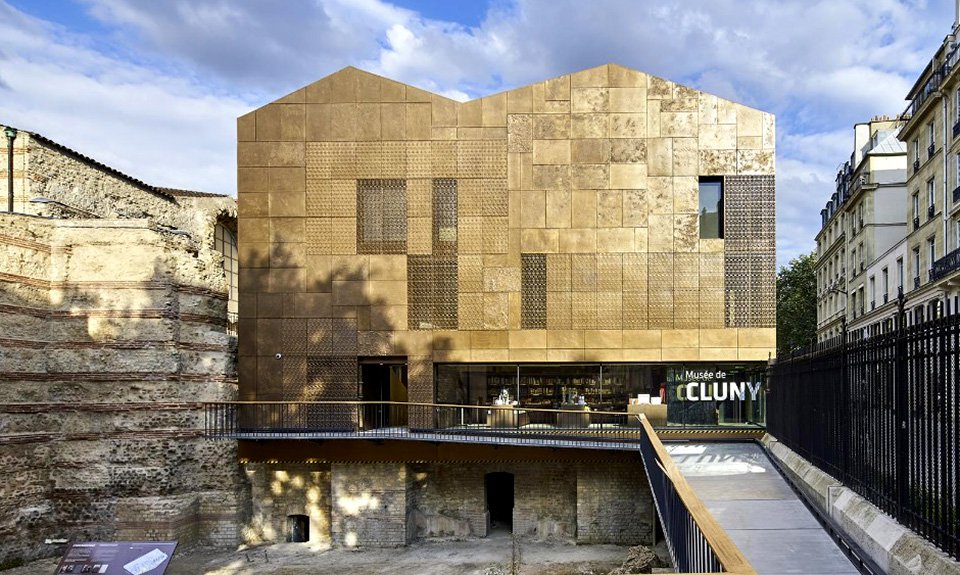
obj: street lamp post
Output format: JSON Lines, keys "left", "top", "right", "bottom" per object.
{"left": 5, "top": 126, "right": 17, "bottom": 213}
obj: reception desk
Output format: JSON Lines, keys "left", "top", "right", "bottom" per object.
{"left": 556, "top": 404, "right": 591, "bottom": 428}
{"left": 487, "top": 405, "right": 529, "bottom": 428}
{"left": 627, "top": 403, "right": 667, "bottom": 427}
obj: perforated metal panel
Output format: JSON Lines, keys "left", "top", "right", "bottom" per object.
{"left": 434, "top": 258, "right": 459, "bottom": 329}
{"left": 356, "top": 179, "right": 407, "bottom": 254}
{"left": 723, "top": 175, "right": 776, "bottom": 327}
{"left": 521, "top": 253, "right": 547, "bottom": 329}
{"left": 408, "top": 255, "right": 459, "bottom": 330}
{"left": 433, "top": 179, "right": 458, "bottom": 255}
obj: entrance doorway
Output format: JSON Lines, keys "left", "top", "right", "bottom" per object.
{"left": 485, "top": 472, "right": 514, "bottom": 532}
{"left": 359, "top": 359, "right": 407, "bottom": 429}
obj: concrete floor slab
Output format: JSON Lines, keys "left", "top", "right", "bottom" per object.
{"left": 664, "top": 442, "right": 859, "bottom": 575}
{"left": 702, "top": 499, "right": 820, "bottom": 530}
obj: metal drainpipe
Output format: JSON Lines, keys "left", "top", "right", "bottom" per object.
{"left": 4, "top": 127, "right": 16, "bottom": 213}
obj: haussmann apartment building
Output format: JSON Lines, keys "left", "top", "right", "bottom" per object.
{"left": 232, "top": 64, "right": 776, "bottom": 547}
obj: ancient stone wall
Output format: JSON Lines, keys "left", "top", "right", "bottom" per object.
{"left": 576, "top": 461, "right": 653, "bottom": 544}
{"left": 0, "top": 213, "right": 244, "bottom": 567}
{"left": 243, "top": 462, "right": 331, "bottom": 545}
{"left": 251, "top": 459, "right": 652, "bottom": 547}
{"left": 330, "top": 463, "right": 411, "bottom": 547}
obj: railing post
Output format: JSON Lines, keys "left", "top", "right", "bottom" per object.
{"left": 840, "top": 316, "right": 849, "bottom": 480}
{"left": 895, "top": 291, "right": 909, "bottom": 516}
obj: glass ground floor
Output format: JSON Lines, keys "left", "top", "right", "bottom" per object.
{"left": 435, "top": 362, "right": 766, "bottom": 427}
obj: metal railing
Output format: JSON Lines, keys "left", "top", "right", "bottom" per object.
{"left": 931, "top": 247, "right": 960, "bottom": 282}
{"left": 205, "top": 401, "right": 649, "bottom": 448}
{"left": 953, "top": 185, "right": 960, "bottom": 205}
{"left": 205, "top": 400, "right": 755, "bottom": 573}
{"left": 636, "top": 414, "right": 756, "bottom": 574}
{"left": 769, "top": 311, "right": 960, "bottom": 560}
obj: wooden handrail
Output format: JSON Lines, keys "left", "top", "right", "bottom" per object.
{"left": 638, "top": 414, "right": 756, "bottom": 575}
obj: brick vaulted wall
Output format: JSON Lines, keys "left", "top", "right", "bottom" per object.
{"left": 245, "top": 458, "right": 652, "bottom": 546}
{"left": 0, "top": 212, "right": 245, "bottom": 565}
{"left": 237, "top": 63, "right": 778, "bottom": 402}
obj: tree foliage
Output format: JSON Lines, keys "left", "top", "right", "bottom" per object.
{"left": 776, "top": 251, "right": 817, "bottom": 353}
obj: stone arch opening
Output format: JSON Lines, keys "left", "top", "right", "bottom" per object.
{"left": 484, "top": 471, "right": 514, "bottom": 533}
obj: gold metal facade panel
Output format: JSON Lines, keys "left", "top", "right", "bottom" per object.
{"left": 238, "top": 65, "right": 777, "bottom": 401}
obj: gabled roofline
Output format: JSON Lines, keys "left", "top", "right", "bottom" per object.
{"left": 5, "top": 125, "right": 221, "bottom": 202}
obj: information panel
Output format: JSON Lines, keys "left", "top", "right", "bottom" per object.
{"left": 55, "top": 541, "right": 177, "bottom": 574}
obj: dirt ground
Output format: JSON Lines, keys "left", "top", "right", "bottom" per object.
{"left": 2, "top": 532, "right": 671, "bottom": 575}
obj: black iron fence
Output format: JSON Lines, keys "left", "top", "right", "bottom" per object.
{"left": 769, "top": 312, "right": 960, "bottom": 560}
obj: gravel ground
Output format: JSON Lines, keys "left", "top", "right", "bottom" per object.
{"left": 1, "top": 532, "right": 659, "bottom": 575}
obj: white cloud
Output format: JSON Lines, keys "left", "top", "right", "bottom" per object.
{"left": 1, "top": 0, "right": 956, "bottom": 264}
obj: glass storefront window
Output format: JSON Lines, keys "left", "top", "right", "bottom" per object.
{"left": 435, "top": 362, "right": 766, "bottom": 427}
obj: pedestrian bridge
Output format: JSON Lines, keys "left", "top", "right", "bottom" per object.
{"left": 204, "top": 401, "right": 863, "bottom": 575}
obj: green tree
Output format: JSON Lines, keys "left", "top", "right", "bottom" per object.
{"left": 776, "top": 251, "right": 817, "bottom": 352}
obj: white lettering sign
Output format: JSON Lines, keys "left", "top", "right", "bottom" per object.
{"left": 683, "top": 381, "right": 761, "bottom": 402}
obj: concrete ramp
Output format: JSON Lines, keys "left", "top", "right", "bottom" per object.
{"left": 664, "top": 442, "right": 860, "bottom": 575}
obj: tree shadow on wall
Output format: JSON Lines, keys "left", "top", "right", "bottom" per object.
{"left": 0, "top": 217, "right": 238, "bottom": 564}
{"left": 237, "top": 243, "right": 453, "bottom": 432}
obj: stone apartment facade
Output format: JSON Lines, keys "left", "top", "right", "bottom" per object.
{"left": 815, "top": 118, "right": 908, "bottom": 341}
{"left": 0, "top": 126, "right": 243, "bottom": 566}
{"left": 899, "top": 20, "right": 960, "bottom": 321}
{"left": 236, "top": 64, "right": 776, "bottom": 546}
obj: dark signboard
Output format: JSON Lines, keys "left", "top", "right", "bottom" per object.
{"left": 54, "top": 541, "right": 177, "bottom": 574}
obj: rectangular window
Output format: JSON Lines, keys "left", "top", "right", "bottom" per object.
{"left": 913, "top": 193, "right": 920, "bottom": 219}
{"left": 357, "top": 179, "right": 407, "bottom": 254}
{"left": 698, "top": 178, "right": 723, "bottom": 238}
{"left": 956, "top": 220, "right": 960, "bottom": 251}
{"left": 927, "top": 179, "right": 936, "bottom": 214}
{"left": 896, "top": 258, "right": 904, "bottom": 291}
{"left": 956, "top": 154, "right": 960, "bottom": 189}
{"left": 914, "top": 139, "right": 920, "bottom": 162}
{"left": 928, "top": 237, "right": 936, "bottom": 273}
{"left": 956, "top": 88, "right": 960, "bottom": 121}
{"left": 859, "top": 242, "right": 865, "bottom": 271}
{"left": 913, "top": 248, "right": 921, "bottom": 282}
{"left": 869, "top": 276, "right": 875, "bottom": 308}
{"left": 929, "top": 121, "right": 936, "bottom": 148}
{"left": 882, "top": 267, "right": 889, "bottom": 300}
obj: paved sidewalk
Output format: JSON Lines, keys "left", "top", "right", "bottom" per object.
{"left": 664, "top": 442, "right": 859, "bottom": 575}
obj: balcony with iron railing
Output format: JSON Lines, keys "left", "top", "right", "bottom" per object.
{"left": 914, "top": 275, "right": 921, "bottom": 289}
{"left": 908, "top": 49, "right": 955, "bottom": 118}
{"left": 931, "top": 247, "right": 960, "bottom": 282}
{"left": 928, "top": 204, "right": 936, "bottom": 219}
{"left": 914, "top": 216, "right": 921, "bottom": 230}
{"left": 913, "top": 159, "right": 921, "bottom": 173}
{"left": 954, "top": 118, "right": 960, "bottom": 139}
{"left": 929, "top": 143, "right": 937, "bottom": 161}
{"left": 954, "top": 185, "right": 960, "bottom": 205}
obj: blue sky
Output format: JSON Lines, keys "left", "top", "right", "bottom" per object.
{"left": 0, "top": 0, "right": 955, "bottom": 267}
